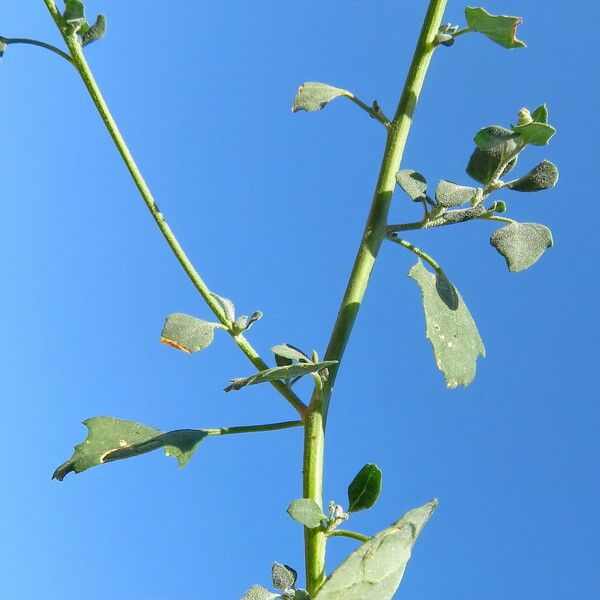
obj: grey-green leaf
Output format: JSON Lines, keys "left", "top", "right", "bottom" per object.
{"left": 490, "top": 222, "right": 553, "bottom": 272}
{"left": 435, "top": 180, "right": 478, "bottom": 208}
{"left": 81, "top": 14, "right": 106, "bottom": 46}
{"left": 473, "top": 125, "right": 517, "bottom": 151}
{"left": 409, "top": 261, "right": 485, "bottom": 389}
{"left": 292, "top": 82, "right": 350, "bottom": 113}
{"left": 507, "top": 160, "right": 558, "bottom": 192}
{"left": 531, "top": 104, "right": 549, "bottom": 124}
{"left": 210, "top": 292, "right": 236, "bottom": 322}
{"left": 160, "top": 313, "right": 221, "bottom": 353}
{"left": 241, "top": 585, "right": 279, "bottom": 600}
{"left": 513, "top": 121, "right": 556, "bottom": 146}
{"left": 272, "top": 563, "right": 297, "bottom": 591}
{"left": 313, "top": 500, "right": 438, "bottom": 600}
{"left": 465, "top": 7, "right": 526, "bottom": 49}
{"left": 395, "top": 169, "right": 427, "bottom": 201}
{"left": 63, "top": 0, "right": 86, "bottom": 25}
{"left": 271, "top": 344, "right": 310, "bottom": 363}
{"left": 347, "top": 464, "right": 382, "bottom": 513}
{"left": 466, "top": 144, "right": 517, "bottom": 185}
{"left": 52, "top": 417, "right": 207, "bottom": 480}
{"left": 225, "top": 361, "right": 337, "bottom": 392}
{"left": 294, "top": 590, "right": 311, "bottom": 600}
{"left": 287, "top": 498, "right": 326, "bottom": 529}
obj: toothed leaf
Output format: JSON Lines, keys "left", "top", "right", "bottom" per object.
{"left": 465, "top": 7, "right": 526, "bottom": 49}
{"left": 513, "top": 122, "right": 556, "bottom": 146}
{"left": 490, "top": 222, "right": 553, "bottom": 272}
{"left": 160, "top": 313, "right": 221, "bottom": 353}
{"left": 292, "top": 82, "right": 350, "bottom": 113}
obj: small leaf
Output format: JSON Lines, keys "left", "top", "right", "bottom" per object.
{"left": 81, "top": 14, "right": 106, "bottom": 46}
{"left": 160, "top": 313, "right": 221, "bottom": 353}
{"left": 507, "top": 160, "right": 559, "bottom": 192}
{"left": 490, "top": 222, "right": 553, "bottom": 272}
{"left": 473, "top": 125, "right": 517, "bottom": 151}
{"left": 489, "top": 200, "right": 507, "bottom": 214}
{"left": 0, "top": 41, "right": 7, "bottom": 59}
{"left": 347, "top": 464, "right": 382, "bottom": 513}
{"left": 246, "top": 311, "right": 263, "bottom": 330}
{"left": 465, "top": 7, "right": 526, "bottom": 49}
{"left": 395, "top": 169, "right": 427, "bottom": 201}
{"left": 513, "top": 121, "right": 556, "bottom": 146}
{"left": 292, "top": 82, "right": 350, "bottom": 113}
{"left": 409, "top": 261, "right": 485, "bottom": 389}
{"left": 63, "top": 0, "right": 86, "bottom": 25}
{"left": 225, "top": 361, "right": 337, "bottom": 392}
{"left": 210, "top": 292, "right": 236, "bottom": 322}
{"left": 241, "top": 585, "right": 279, "bottom": 600}
{"left": 466, "top": 144, "right": 517, "bottom": 185}
{"left": 272, "top": 563, "right": 297, "bottom": 591}
{"left": 435, "top": 180, "right": 478, "bottom": 208}
{"left": 271, "top": 344, "right": 310, "bottom": 363}
{"left": 287, "top": 498, "right": 326, "bottom": 529}
{"left": 52, "top": 417, "right": 207, "bottom": 480}
{"left": 313, "top": 500, "right": 438, "bottom": 600}
{"left": 531, "top": 104, "right": 549, "bottom": 124}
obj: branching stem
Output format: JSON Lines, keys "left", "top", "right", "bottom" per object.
{"left": 387, "top": 235, "right": 444, "bottom": 275}
{"left": 327, "top": 529, "right": 370, "bottom": 544}
{"left": 204, "top": 420, "right": 303, "bottom": 437}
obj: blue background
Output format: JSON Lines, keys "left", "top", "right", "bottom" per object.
{"left": 1, "top": 1, "right": 598, "bottom": 598}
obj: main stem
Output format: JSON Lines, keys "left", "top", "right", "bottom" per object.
{"left": 302, "top": 1, "right": 447, "bottom": 594}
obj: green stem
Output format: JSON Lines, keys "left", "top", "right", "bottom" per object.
{"left": 302, "top": 1, "right": 447, "bottom": 595}
{"left": 42, "top": 0, "right": 306, "bottom": 418}
{"left": 327, "top": 529, "right": 370, "bottom": 544}
{"left": 0, "top": 35, "right": 73, "bottom": 63}
{"left": 204, "top": 420, "right": 302, "bottom": 437}
{"left": 347, "top": 95, "right": 390, "bottom": 128}
{"left": 387, "top": 235, "right": 444, "bottom": 275}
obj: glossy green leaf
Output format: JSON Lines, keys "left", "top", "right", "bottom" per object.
{"left": 513, "top": 121, "right": 556, "bottom": 146}
{"left": 63, "top": 0, "right": 86, "bottom": 25}
{"left": 271, "top": 344, "right": 310, "bottom": 363}
{"left": 81, "top": 14, "right": 106, "bottom": 46}
{"left": 465, "top": 7, "right": 526, "bottom": 49}
{"left": 435, "top": 180, "right": 478, "bottom": 208}
{"left": 287, "top": 498, "right": 326, "bottom": 529}
{"left": 490, "top": 222, "right": 553, "bottom": 272}
{"left": 531, "top": 104, "right": 549, "bottom": 124}
{"left": 292, "top": 82, "right": 350, "bottom": 113}
{"left": 52, "top": 417, "right": 206, "bottom": 480}
{"left": 225, "top": 361, "right": 337, "bottom": 392}
{"left": 241, "top": 585, "right": 279, "bottom": 600}
{"left": 347, "top": 464, "right": 382, "bottom": 513}
{"left": 507, "top": 160, "right": 559, "bottom": 192}
{"left": 473, "top": 125, "right": 517, "bottom": 151}
{"left": 395, "top": 169, "right": 427, "bottom": 201}
{"left": 210, "top": 292, "right": 236, "bottom": 322}
{"left": 160, "top": 313, "right": 221, "bottom": 353}
{"left": 409, "top": 261, "right": 485, "bottom": 389}
{"left": 272, "top": 563, "right": 297, "bottom": 591}
{"left": 313, "top": 500, "right": 438, "bottom": 600}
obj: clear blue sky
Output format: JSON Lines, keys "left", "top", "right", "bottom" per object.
{"left": 1, "top": 1, "right": 598, "bottom": 598}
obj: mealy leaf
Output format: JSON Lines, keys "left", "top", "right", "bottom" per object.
{"left": 507, "top": 160, "right": 559, "bottom": 192}
{"left": 160, "top": 313, "right": 221, "bottom": 353}
{"left": 435, "top": 180, "right": 478, "bottom": 208}
{"left": 292, "top": 82, "right": 350, "bottom": 113}
{"left": 313, "top": 500, "right": 438, "bottom": 600}
{"left": 347, "top": 464, "right": 382, "bottom": 513}
{"left": 210, "top": 292, "right": 236, "bottom": 322}
{"left": 409, "top": 261, "right": 485, "bottom": 389}
{"left": 466, "top": 143, "right": 517, "bottom": 185}
{"left": 473, "top": 125, "right": 517, "bottom": 151}
{"left": 63, "top": 0, "right": 86, "bottom": 25}
{"left": 294, "top": 590, "right": 311, "bottom": 600}
{"left": 271, "top": 344, "right": 310, "bottom": 363}
{"left": 52, "top": 417, "right": 207, "bottom": 480}
{"left": 287, "top": 498, "right": 326, "bottom": 529}
{"left": 272, "top": 563, "right": 297, "bottom": 591}
{"left": 395, "top": 169, "right": 427, "bottom": 201}
{"left": 81, "top": 14, "right": 106, "bottom": 46}
{"left": 490, "top": 222, "right": 553, "bottom": 272}
{"left": 241, "top": 585, "right": 279, "bottom": 600}
{"left": 531, "top": 104, "right": 549, "bottom": 124}
{"left": 513, "top": 121, "right": 556, "bottom": 146}
{"left": 465, "top": 6, "right": 526, "bottom": 49}
{"left": 225, "top": 361, "right": 337, "bottom": 392}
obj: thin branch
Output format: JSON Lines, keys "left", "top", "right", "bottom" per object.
{"left": 204, "top": 420, "right": 303, "bottom": 437}
{"left": 0, "top": 36, "right": 73, "bottom": 63}
{"left": 347, "top": 95, "right": 391, "bottom": 128}
{"left": 327, "top": 529, "right": 370, "bottom": 544}
{"left": 387, "top": 234, "right": 444, "bottom": 274}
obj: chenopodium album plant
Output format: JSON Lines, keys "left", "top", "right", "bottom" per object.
{"left": 2, "top": 1, "right": 558, "bottom": 598}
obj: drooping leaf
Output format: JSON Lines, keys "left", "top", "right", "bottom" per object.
{"left": 473, "top": 125, "right": 517, "bottom": 151}
{"left": 409, "top": 261, "right": 485, "bottom": 389}
{"left": 271, "top": 344, "right": 310, "bottom": 363}
{"left": 287, "top": 498, "right": 326, "bottom": 529}
{"left": 465, "top": 7, "right": 526, "bottom": 49}
{"left": 292, "top": 82, "right": 350, "bottom": 113}
{"left": 160, "top": 313, "right": 221, "bottom": 353}
{"left": 395, "top": 169, "right": 427, "bottom": 201}
{"left": 225, "top": 361, "right": 337, "bottom": 392}
{"left": 531, "top": 104, "right": 549, "bottom": 124}
{"left": 507, "top": 160, "right": 558, "bottom": 192}
{"left": 435, "top": 180, "right": 478, "bottom": 208}
{"left": 272, "top": 563, "right": 297, "bottom": 591}
{"left": 347, "top": 464, "right": 382, "bottom": 513}
{"left": 241, "top": 585, "right": 279, "bottom": 600}
{"left": 81, "top": 14, "right": 106, "bottom": 46}
{"left": 63, "top": 0, "right": 86, "bottom": 25}
{"left": 513, "top": 121, "right": 556, "bottom": 146}
{"left": 466, "top": 144, "right": 517, "bottom": 185}
{"left": 490, "top": 222, "right": 553, "bottom": 272}
{"left": 210, "top": 292, "right": 236, "bottom": 322}
{"left": 52, "top": 417, "right": 207, "bottom": 480}
{"left": 313, "top": 500, "right": 438, "bottom": 600}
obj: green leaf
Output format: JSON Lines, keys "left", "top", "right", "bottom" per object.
{"left": 241, "top": 585, "right": 279, "bottom": 600}
{"left": 52, "top": 417, "right": 207, "bottom": 480}
{"left": 313, "top": 500, "right": 438, "bottom": 600}
{"left": 210, "top": 292, "right": 236, "bottom": 322}
{"left": 272, "top": 563, "right": 297, "bottom": 591}
{"left": 81, "top": 14, "right": 106, "bottom": 46}
{"left": 287, "top": 498, "right": 326, "bottom": 529}
{"left": 465, "top": 7, "right": 526, "bottom": 49}
{"left": 490, "top": 222, "right": 553, "bottom": 272}
{"left": 473, "top": 125, "right": 517, "bottom": 151}
{"left": 466, "top": 144, "right": 517, "bottom": 185}
{"left": 435, "top": 180, "right": 478, "bottom": 208}
{"left": 271, "top": 344, "right": 310, "bottom": 363}
{"left": 347, "top": 464, "right": 382, "bottom": 513}
{"left": 292, "top": 82, "right": 350, "bottom": 113}
{"left": 531, "top": 104, "right": 549, "bottom": 124}
{"left": 507, "top": 160, "right": 559, "bottom": 192}
{"left": 160, "top": 313, "right": 221, "bottom": 353}
{"left": 395, "top": 169, "right": 427, "bottom": 201}
{"left": 409, "top": 261, "right": 485, "bottom": 389}
{"left": 0, "top": 40, "right": 7, "bottom": 59}
{"left": 294, "top": 590, "right": 310, "bottom": 600}
{"left": 489, "top": 200, "right": 507, "bottom": 214}
{"left": 225, "top": 361, "right": 337, "bottom": 392}
{"left": 513, "top": 121, "right": 556, "bottom": 146}
{"left": 63, "top": 0, "right": 86, "bottom": 25}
